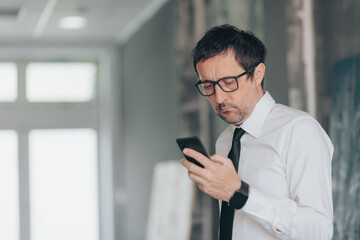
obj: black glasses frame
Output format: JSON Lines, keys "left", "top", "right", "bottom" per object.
{"left": 195, "top": 65, "right": 257, "bottom": 96}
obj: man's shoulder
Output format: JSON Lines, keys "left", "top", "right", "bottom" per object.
{"left": 269, "top": 103, "right": 315, "bottom": 126}
{"left": 267, "top": 103, "right": 331, "bottom": 145}
{"left": 253, "top": 102, "right": 329, "bottom": 143}
{"left": 271, "top": 103, "right": 334, "bottom": 157}
{"left": 272, "top": 103, "right": 310, "bottom": 118}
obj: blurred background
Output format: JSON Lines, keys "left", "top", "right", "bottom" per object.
{"left": 0, "top": 0, "right": 359, "bottom": 240}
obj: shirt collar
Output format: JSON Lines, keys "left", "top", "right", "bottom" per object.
{"left": 232, "top": 91, "right": 275, "bottom": 138}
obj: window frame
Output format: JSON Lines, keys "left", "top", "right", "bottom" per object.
{"left": 0, "top": 47, "right": 117, "bottom": 240}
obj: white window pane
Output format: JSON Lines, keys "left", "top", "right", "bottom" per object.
{"left": 29, "top": 129, "right": 99, "bottom": 240}
{"left": 0, "top": 62, "right": 17, "bottom": 102}
{"left": 0, "top": 130, "right": 19, "bottom": 240}
{"left": 26, "top": 62, "right": 96, "bottom": 102}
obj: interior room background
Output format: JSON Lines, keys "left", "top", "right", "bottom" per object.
{"left": 0, "top": 0, "right": 358, "bottom": 240}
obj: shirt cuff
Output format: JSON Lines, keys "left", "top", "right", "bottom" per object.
{"left": 240, "top": 186, "right": 298, "bottom": 237}
{"left": 241, "top": 186, "right": 273, "bottom": 217}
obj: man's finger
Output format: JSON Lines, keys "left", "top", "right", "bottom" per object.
{"left": 180, "top": 157, "right": 204, "bottom": 176}
{"left": 182, "top": 147, "right": 213, "bottom": 168}
{"left": 187, "top": 171, "right": 205, "bottom": 185}
{"left": 210, "top": 153, "right": 233, "bottom": 166}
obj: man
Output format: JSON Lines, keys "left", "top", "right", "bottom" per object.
{"left": 180, "top": 24, "right": 333, "bottom": 240}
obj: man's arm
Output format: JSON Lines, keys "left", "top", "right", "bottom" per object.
{"left": 181, "top": 118, "right": 333, "bottom": 240}
{"left": 240, "top": 118, "right": 333, "bottom": 239}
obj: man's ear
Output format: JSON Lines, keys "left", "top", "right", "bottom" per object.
{"left": 254, "top": 63, "right": 265, "bottom": 86}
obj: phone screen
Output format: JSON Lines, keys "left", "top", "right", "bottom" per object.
{"left": 176, "top": 136, "right": 209, "bottom": 168}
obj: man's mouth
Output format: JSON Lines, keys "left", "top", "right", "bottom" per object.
{"left": 220, "top": 107, "right": 231, "bottom": 112}
{"left": 217, "top": 103, "right": 235, "bottom": 113}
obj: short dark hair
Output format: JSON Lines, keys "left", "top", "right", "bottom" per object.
{"left": 191, "top": 24, "right": 267, "bottom": 88}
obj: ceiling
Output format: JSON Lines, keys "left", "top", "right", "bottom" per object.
{"left": 0, "top": 0, "right": 168, "bottom": 44}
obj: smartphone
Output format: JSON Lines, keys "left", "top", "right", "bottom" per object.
{"left": 176, "top": 136, "right": 209, "bottom": 168}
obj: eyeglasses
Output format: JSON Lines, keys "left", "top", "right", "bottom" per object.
{"left": 195, "top": 66, "right": 256, "bottom": 96}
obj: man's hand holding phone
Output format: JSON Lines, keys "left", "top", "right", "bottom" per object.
{"left": 177, "top": 137, "right": 242, "bottom": 202}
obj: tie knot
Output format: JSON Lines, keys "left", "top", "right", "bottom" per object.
{"left": 233, "top": 128, "right": 245, "bottom": 141}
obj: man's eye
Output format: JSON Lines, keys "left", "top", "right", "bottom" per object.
{"left": 222, "top": 78, "right": 235, "bottom": 85}
{"left": 203, "top": 83, "right": 213, "bottom": 89}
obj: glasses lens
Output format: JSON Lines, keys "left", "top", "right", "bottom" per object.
{"left": 198, "top": 82, "right": 214, "bottom": 96}
{"left": 218, "top": 78, "right": 238, "bottom": 92}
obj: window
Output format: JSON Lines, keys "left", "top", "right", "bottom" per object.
{"left": 29, "top": 129, "right": 98, "bottom": 240}
{"left": 0, "top": 62, "right": 17, "bottom": 101}
{"left": 0, "top": 130, "right": 19, "bottom": 240}
{"left": 0, "top": 59, "right": 101, "bottom": 240}
{"left": 26, "top": 62, "right": 96, "bottom": 102}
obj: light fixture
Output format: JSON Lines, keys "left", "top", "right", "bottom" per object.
{"left": 58, "top": 7, "right": 87, "bottom": 30}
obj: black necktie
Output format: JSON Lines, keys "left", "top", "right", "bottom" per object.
{"left": 219, "top": 128, "right": 245, "bottom": 240}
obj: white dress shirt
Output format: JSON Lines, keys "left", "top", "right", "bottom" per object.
{"left": 216, "top": 92, "right": 333, "bottom": 240}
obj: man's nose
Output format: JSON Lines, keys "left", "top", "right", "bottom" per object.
{"left": 214, "top": 84, "right": 227, "bottom": 103}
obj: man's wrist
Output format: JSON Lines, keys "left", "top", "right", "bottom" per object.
{"left": 228, "top": 181, "right": 250, "bottom": 209}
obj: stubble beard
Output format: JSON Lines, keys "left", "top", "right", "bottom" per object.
{"left": 216, "top": 103, "right": 247, "bottom": 126}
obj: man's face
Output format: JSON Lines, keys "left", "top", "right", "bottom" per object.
{"left": 196, "top": 50, "right": 264, "bottom": 126}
